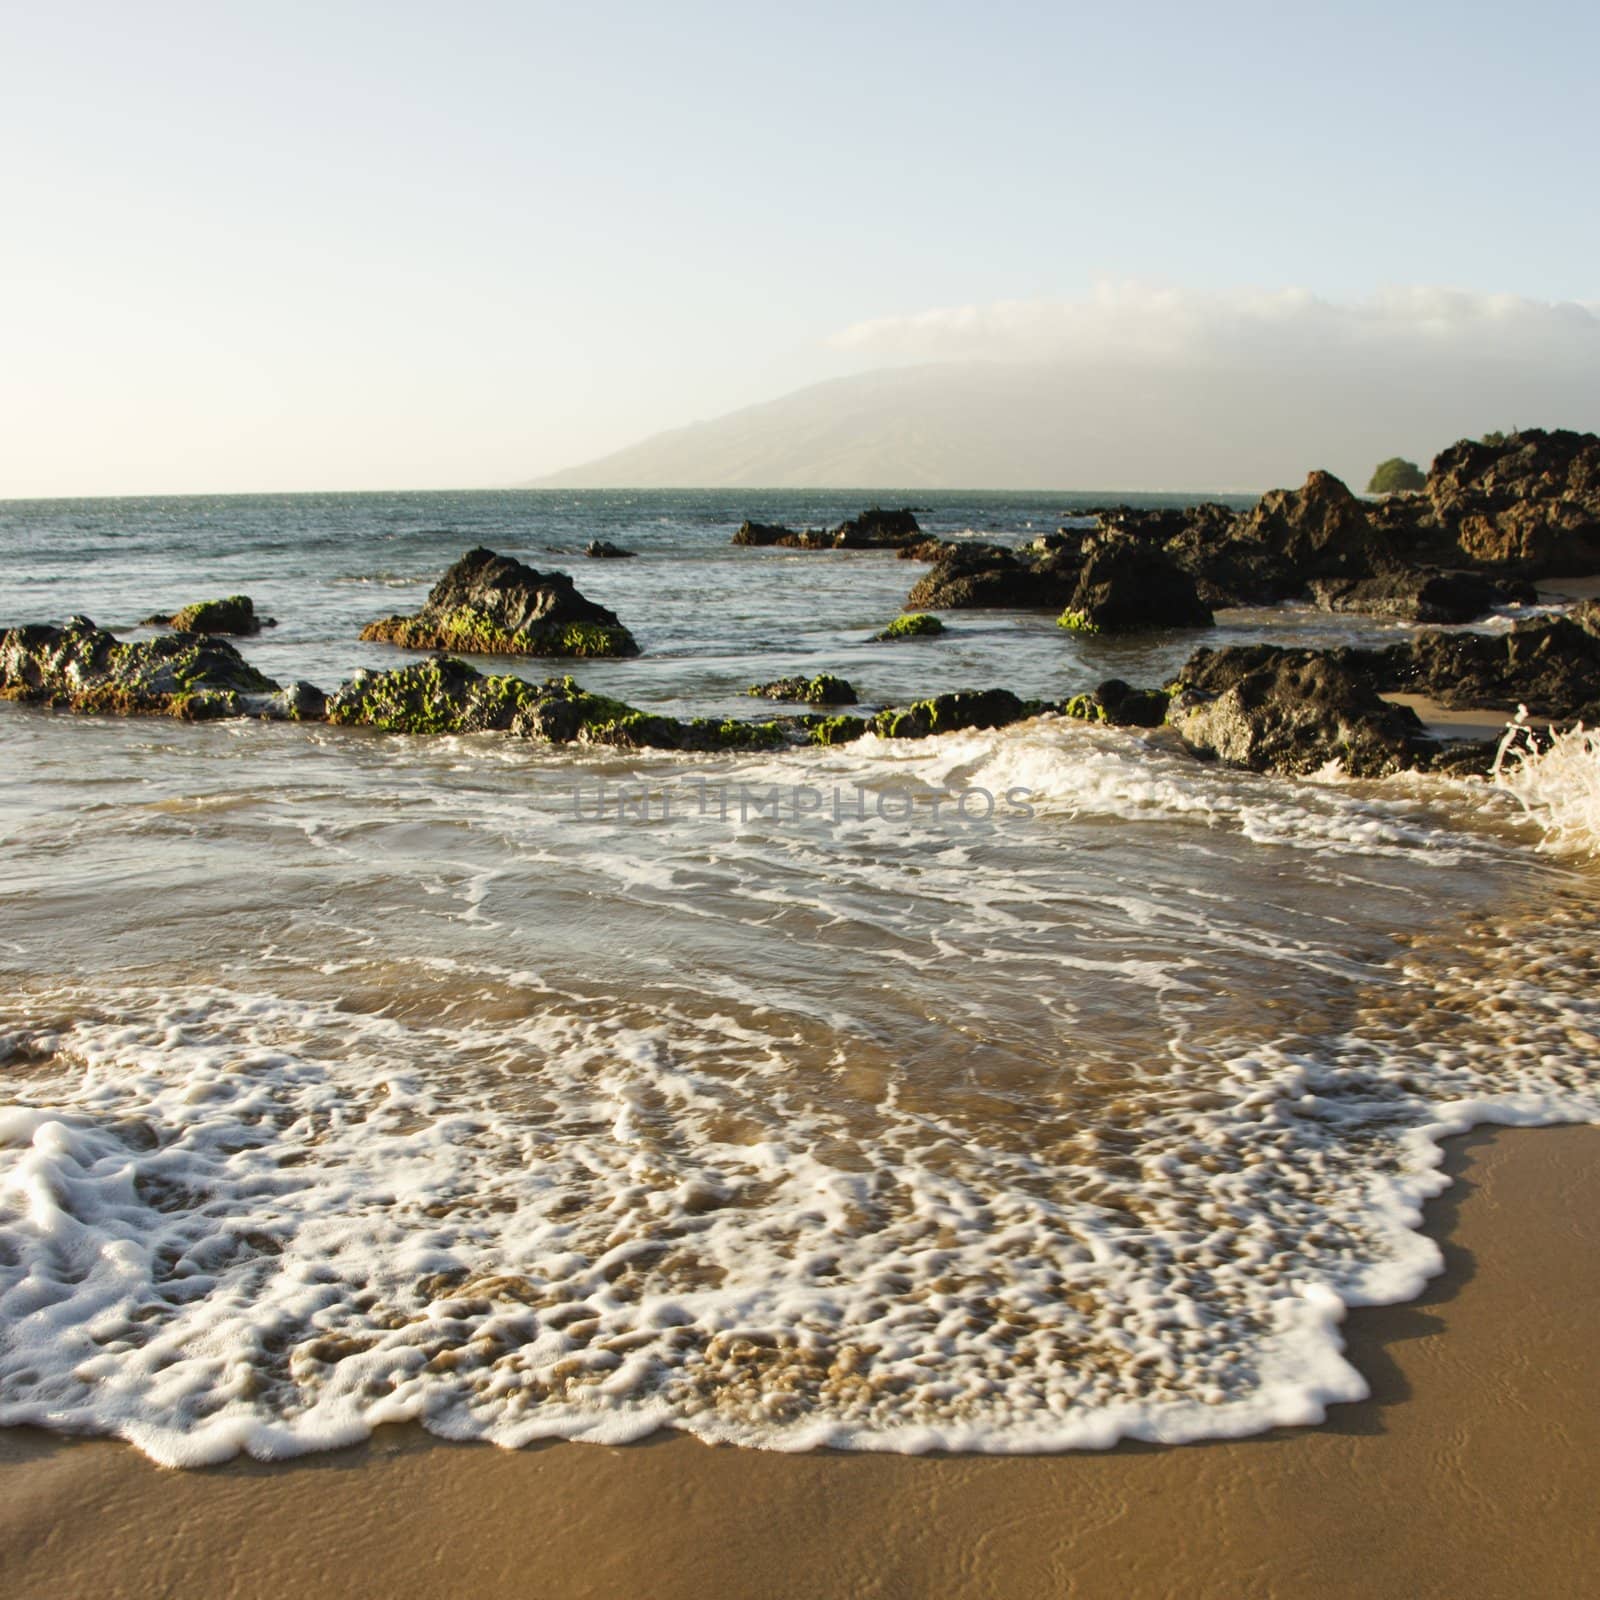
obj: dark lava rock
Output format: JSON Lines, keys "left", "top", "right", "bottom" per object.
{"left": 360, "top": 547, "right": 638, "bottom": 658}
{"left": 0, "top": 616, "right": 285, "bottom": 720}
{"left": 734, "top": 508, "right": 923, "bottom": 551}
{"left": 142, "top": 595, "right": 269, "bottom": 635}
{"left": 1425, "top": 428, "right": 1600, "bottom": 574}
{"left": 1062, "top": 678, "right": 1171, "bottom": 728}
{"left": 583, "top": 540, "right": 636, "bottom": 559}
{"left": 872, "top": 688, "right": 1032, "bottom": 740}
{"left": 1372, "top": 600, "right": 1600, "bottom": 719}
{"left": 905, "top": 542, "right": 1079, "bottom": 611}
{"left": 1308, "top": 569, "right": 1536, "bottom": 625}
{"left": 748, "top": 674, "right": 858, "bottom": 706}
{"left": 1058, "top": 539, "right": 1214, "bottom": 633}
{"left": 834, "top": 507, "right": 923, "bottom": 549}
{"left": 1167, "top": 645, "right": 1427, "bottom": 777}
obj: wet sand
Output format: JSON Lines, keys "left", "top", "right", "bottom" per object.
{"left": 1381, "top": 691, "right": 1517, "bottom": 741}
{"left": 2, "top": 1123, "right": 1596, "bottom": 1600}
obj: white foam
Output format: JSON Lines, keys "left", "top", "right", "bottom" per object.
{"left": 1493, "top": 714, "right": 1600, "bottom": 856}
{"left": 1, "top": 912, "right": 1595, "bottom": 1466}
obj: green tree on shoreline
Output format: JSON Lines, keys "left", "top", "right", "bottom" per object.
{"left": 1366, "top": 456, "right": 1425, "bottom": 494}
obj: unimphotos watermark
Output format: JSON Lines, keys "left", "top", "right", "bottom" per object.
{"left": 568, "top": 778, "right": 1035, "bottom": 827}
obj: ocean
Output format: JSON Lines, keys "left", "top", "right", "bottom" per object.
{"left": 0, "top": 488, "right": 1596, "bottom": 1466}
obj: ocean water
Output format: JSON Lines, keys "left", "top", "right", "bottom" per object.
{"left": 0, "top": 489, "right": 1596, "bottom": 1466}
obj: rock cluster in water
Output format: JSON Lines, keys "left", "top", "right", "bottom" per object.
{"left": 5, "top": 431, "right": 1600, "bottom": 780}
{"left": 361, "top": 547, "right": 639, "bottom": 658}
{"left": 0, "top": 617, "right": 319, "bottom": 721}
{"left": 892, "top": 430, "right": 1597, "bottom": 630}
{"left": 733, "top": 507, "right": 924, "bottom": 550}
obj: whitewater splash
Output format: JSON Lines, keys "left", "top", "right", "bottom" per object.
{"left": 1494, "top": 713, "right": 1600, "bottom": 856}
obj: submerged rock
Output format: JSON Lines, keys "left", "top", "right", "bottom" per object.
{"left": 0, "top": 616, "right": 284, "bottom": 720}
{"left": 361, "top": 548, "right": 639, "bottom": 658}
{"left": 1167, "top": 645, "right": 1427, "bottom": 778}
{"left": 142, "top": 594, "right": 269, "bottom": 635}
{"left": 583, "top": 540, "right": 636, "bottom": 559}
{"left": 748, "top": 674, "right": 857, "bottom": 706}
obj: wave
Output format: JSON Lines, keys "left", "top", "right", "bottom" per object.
{"left": 1493, "top": 715, "right": 1600, "bottom": 856}
{"left": 1, "top": 883, "right": 1595, "bottom": 1466}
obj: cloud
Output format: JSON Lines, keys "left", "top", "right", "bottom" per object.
{"left": 827, "top": 284, "right": 1600, "bottom": 372}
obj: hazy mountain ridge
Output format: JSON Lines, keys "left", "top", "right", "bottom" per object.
{"left": 527, "top": 357, "right": 1600, "bottom": 494}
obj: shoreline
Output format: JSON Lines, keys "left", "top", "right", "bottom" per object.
{"left": 3, "top": 1122, "right": 1595, "bottom": 1600}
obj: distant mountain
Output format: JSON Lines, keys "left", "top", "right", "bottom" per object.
{"left": 526, "top": 357, "right": 1600, "bottom": 494}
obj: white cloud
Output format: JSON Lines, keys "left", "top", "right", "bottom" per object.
{"left": 827, "top": 283, "right": 1600, "bottom": 371}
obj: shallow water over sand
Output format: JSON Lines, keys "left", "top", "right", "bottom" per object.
{"left": 0, "top": 490, "right": 1596, "bottom": 1462}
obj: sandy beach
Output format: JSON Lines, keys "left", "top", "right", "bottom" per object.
{"left": 2, "top": 1122, "right": 1594, "bottom": 1600}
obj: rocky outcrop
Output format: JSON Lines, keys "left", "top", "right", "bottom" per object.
{"left": 834, "top": 508, "right": 922, "bottom": 548}
{"left": 1370, "top": 601, "right": 1600, "bottom": 719}
{"left": 748, "top": 674, "right": 857, "bottom": 706}
{"left": 1057, "top": 539, "right": 1213, "bottom": 633}
{"left": 0, "top": 616, "right": 296, "bottom": 720}
{"left": 905, "top": 542, "right": 1079, "bottom": 611}
{"left": 1166, "top": 645, "right": 1427, "bottom": 778}
{"left": 1308, "top": 569, "right": 1534, "bottom": 625}
{"left": 733, "top": 521, "right": 810, "bottom": 547}
{"left": 142, "top": 595, "right": 269, "bottom": 635}
{"left": 360, "top": 548, "right": 638, "bottom": 658}
{"left": 583, "top": 540, "right": 636, "bottom": 559}
{"left": 1424, "top": 429, "right": 1600, "bottom": 573}
{"left": 734, "top": 508, "right": 923, "bottom": 551}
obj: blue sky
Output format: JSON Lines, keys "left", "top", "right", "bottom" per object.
{"left": 3, "top": 1, "right": 1596, "bottom": 493}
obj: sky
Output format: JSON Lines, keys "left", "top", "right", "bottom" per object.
{"left": 2, "top": 0, "right": 1597, "bottom": 497}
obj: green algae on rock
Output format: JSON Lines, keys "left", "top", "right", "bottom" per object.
{"left": 747, "top": 674, "right": 858, "bottom": 706}
{"left": 326, "top": 659, "right": 788, "bottom": 751}
{"left": 360, "top": 548, "right": 640, "bottom": 659}
{"left": 872, "top": 689, "right": 1032, "bottom": 741}
{"left": 142, "top": 595, "right": 267, "bottom": 635}
{"left": 803, "top": 713, "right": 869, "bottom": 746}
{"left": 876, "top": 613, "right": 944, "bottom": 640}
{"left": 0, "top": 616, "right": 293, "bottom": 720}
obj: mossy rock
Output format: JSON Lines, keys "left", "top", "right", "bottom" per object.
{"left": 0, "top": 617, "right": 282, "bottom": 720}
{"left": 1060, "top": 679, "right": 1173, "bottom": 728}
{"left": 361, "top": 548, "right": 640, "bottom": 659}
{"left": 748, "top": 674, "right": 857, "bottom": 706}
{"left": 360, "top": 609, "right": 638, "bottom": 659}
{"left": 804, "top": 714, "right": 869, "bottom": 746}
{"left": 144, "top": 595, "right": 264, "bottom": 636}
{"left": 1057, "top": 608, "right": 1101, "bottom": 635}
{"left": 876, "top": 613, "right": 944, "bottom": 640}
{"left": 872, "top": 689, "right": 1031, "bottom": 741}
